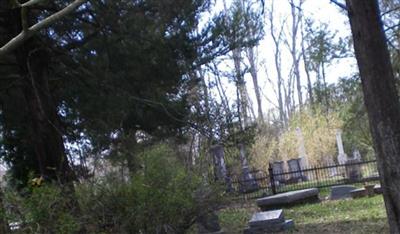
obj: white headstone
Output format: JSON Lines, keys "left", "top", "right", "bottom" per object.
{"left": 295, "top": 127, "right": 308, "bottom": 168}
{"left": 336, "top": 129, "right": 347, "bottom": 164}
{"left": 353, "top": 149, "right": 361, "bottom": 161}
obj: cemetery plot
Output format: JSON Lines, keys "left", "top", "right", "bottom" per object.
{"left": 230, "top": 159, "right": 380, "bottom": 201}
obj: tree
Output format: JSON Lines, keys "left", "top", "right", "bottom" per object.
{"left": 267, "top": 0, "right": 287, "bottom": 127}
{"left": 0, "top": 1, "right": 75, "bottom": 185}
{"left": 287, "top": 0, "right": 305, "bottom": 109}
{"left": 0, "top": 0, "right": 229, "bottom": 185}
{"left": 241, "top": 0, "right": 265, "bottom": 122}
{"left": 345, "top": 0, "right": 400, "bottom": 232}
{"left": 303, "top": 20, "right": 347, "bottom": 110}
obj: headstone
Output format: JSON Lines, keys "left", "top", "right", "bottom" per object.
{"left": 256, "top": 188, "right": 319, "bottom": 211}
{"left": 210, "top": 145, "right": 227, "bottom": 181}
{"left": 244, "top": 210, "right": 294, "bottom": 234}
{"left": 296, "top": 127, "right": 309, "bottom": 168}
{"left": 374, "top": 184, "right": 383, "bottom": 194}
{"left": 238, "top": 144, "right": 258, "bottom": 193}
{"left": 287, "top": 158, "right": 305, "bottom": 182}
{"left": 325, "top": 157, "right": 338, "bottom": 176}
{"left": 345, "top": 158, "right": 362, "bottom": 181}
{"left": 272, "top": 161, "right": 286, "bottom": 183}
{"left": 336, "top": 129, "right": 348, "bottom": 164}
{"left": 210, "top": 145, "right": 233, "bottom": 192}
{"left": 330, "top": 185, "right": 357, "bottom": 200}
{"left": 353, "top": 149, "right": 361, "bottom": 160}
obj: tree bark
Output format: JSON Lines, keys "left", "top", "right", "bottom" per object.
{"left": 300, "top": 14, "right": 314, "bottom": 106}
{"left": 289, "top": 0, "right": 303, "bottom": 109}
{"left": 248, "top": 46, "right": 264, "bottom": 122}
{"left": 21, "top": 49, "right": 73, "bottom": 183}
{"left": 233, "top": 48, "right": 250, "bottom": 129}
{"left": 5, "top": 7, "right": 74, "bottom": 184}
{"left": 0, "top": 188, "right": 9, "bottom": 233}
{"left": 345, "top": 1, "right": 400, "bottom": 233}
{"left": 268, "top": 2, "right": 287, "bottom": 127}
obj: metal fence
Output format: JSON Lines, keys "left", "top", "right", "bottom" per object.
{"left": 229, "top": 159, "right": 380, "bottom": 200}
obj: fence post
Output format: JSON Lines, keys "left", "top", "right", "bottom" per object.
{"left": 268, "top": 163, "right": 276, "bottom": 195}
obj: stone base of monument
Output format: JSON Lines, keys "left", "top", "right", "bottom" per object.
{"left": 243, "top": 209, "right": 294, "bottom": 234}
{"left": 256, "top": 188, "right": 319, "bottom": 211}
{"left": 330, "top": 185, "right": 356, "bottom": 200}
{"left": 350, "top": 188, "right": 367, "bottom": 199}
{"left": 364, "top": 184, "right": 375, "bottom": 196}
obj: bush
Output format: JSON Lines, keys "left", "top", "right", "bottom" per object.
{"left": 0, "top": 144, "right": 221, "bottom": 233}
{"left": 250, "top": 107, "right": 343, "bottom": 169}
{"left": 2, "top": 185, "right": 80, "bottom": 234}
{"left": 79, "top": 144, "right": 221, "bottom": 233}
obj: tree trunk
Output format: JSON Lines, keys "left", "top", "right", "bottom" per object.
{"left": 233, "top": 48, "right": 249, "bottom": 129}
{"left": 300, "top": 18, "right": 314, "bottom": 106}
{"left": 19, "top": 48, "right": 73, "bottom": 183}
{"left": 321, "top": 61, "right": 330, "bottom": 111}
{"left": 0, "top": 188, "right": 9, "bottom": 233}
{"left": 345, "top": 1, "right": 400, "bottom": 233}
{"left": 289, "top": 0, "right": 303, "bottom": 109}
{"left": 268, "top": 1, "right": 287, "bottom": 127}
{"left": 248, "top": 46, "right": 264, "bottom": 122}
{"left": 303, "top": 52, "right": 314, "bottom": 106}
{"left": 6, "top": 8, "right": 74, "bottom": 184}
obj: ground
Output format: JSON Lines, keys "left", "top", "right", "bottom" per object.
{"left": 218, "top": 194, "right": 388, "bottom": 233}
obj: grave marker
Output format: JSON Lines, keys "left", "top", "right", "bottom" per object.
{"left": 244, "top": 209, "right": 294, "bottom": 234}
{"left": 336, "top": 129, "right": 348, "bottom": 164}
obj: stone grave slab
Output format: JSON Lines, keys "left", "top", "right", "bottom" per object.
{"left": 256, "top": 188, "right": 319, "bottom": 211}
{"left": 244, "top": 209, "right": 294, "bottom": 234}
{"left": 330, "top": 185, "right": 356, "bottom": 200}
{"left": 244, "top": 220, "right": 294, "bottom": 234}
{"left": 374, "top": 184, "right": 383, "bottom": 194}
{"left": 350, "top": 188, "right": 367, "bottom": 199}
{"left": 248, "top": 210, "right": 284, "bottom": 227}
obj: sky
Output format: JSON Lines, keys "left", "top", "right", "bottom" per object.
{"left": 208, "top": 0, "right": 358, "bottom": 117}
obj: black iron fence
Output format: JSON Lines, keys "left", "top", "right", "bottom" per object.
{"left": 229, "top": 159, "right": 380, "bottom": 200}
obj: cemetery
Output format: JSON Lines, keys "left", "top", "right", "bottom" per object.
{"left": 226, "top": 129, "right": 380, "bottom": 201}
{"left": 218, "top": 191, "right": 388, "bottom": 233}
{"left": 206, "top": 127, "right": 385, "bottom": 233}
{"left": 2, "top": 0, "right": 399, "bottom": 233}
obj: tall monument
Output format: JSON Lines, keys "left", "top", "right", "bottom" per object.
{"left": 296, "top": 127, "right": 309, "bottom": 168}
{"left": 336, "top": 129, "right": 348, "bottom": 164}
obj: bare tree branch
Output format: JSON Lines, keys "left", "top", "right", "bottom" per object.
{"left": 20, "top": 0, "right": 46, "bottom": 8}
{"left": 330, "top": 0, "right": 348, "bottom": 11}
{"left": 0, "top": 0, "right": 87, "bottom": 57}
{"left": 381, "top": 5, "right": 400, "bottom": 17}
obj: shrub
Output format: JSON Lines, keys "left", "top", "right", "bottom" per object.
{"left": 77, "top": 144, "right": 220, "bottom": 233}
{"left": 250, "top": 107, "right": 343, "bottom": 169}
{"left": 2, "top": 185, "right": 80, "bottom": 234}
{"left": 0, "top": 144, "right": 221, "bottom": 233}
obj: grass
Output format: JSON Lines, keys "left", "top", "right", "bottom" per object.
{"left": 218, "top": 195, "right": 388, "bottom": 233}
